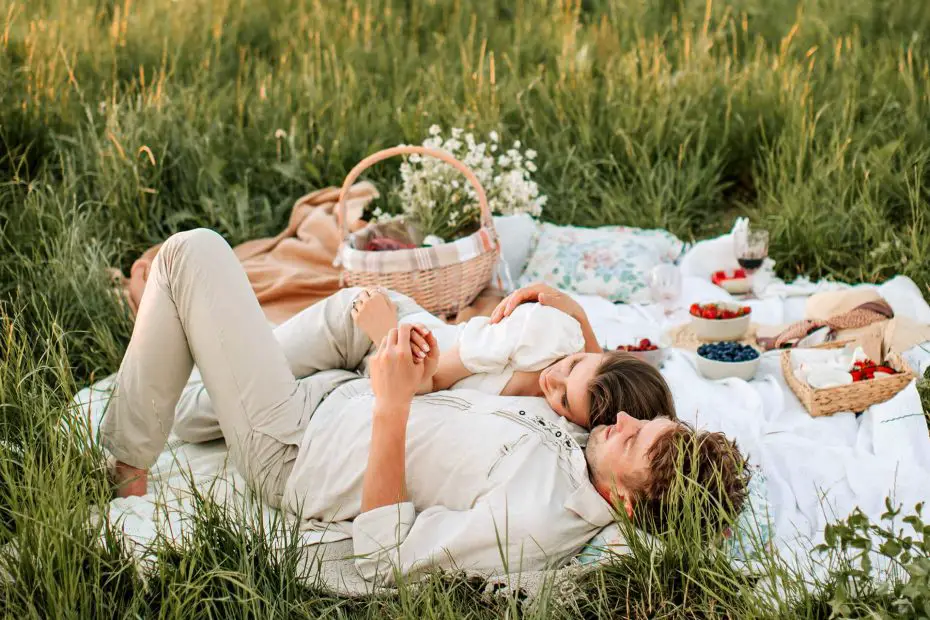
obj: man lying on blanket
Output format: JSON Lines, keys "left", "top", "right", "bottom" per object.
{"left": 102, "top": 229, "right": 748, "bottom": 584}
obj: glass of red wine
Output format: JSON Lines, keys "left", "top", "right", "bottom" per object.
{"left": 735, "top": 228, "right": 769, "bottom": 274}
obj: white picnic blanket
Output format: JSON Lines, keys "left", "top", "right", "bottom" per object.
{"left": 576, "top": 271, "right": 930, "bottom": 579}
{"left": 72, "top": 262, "right": 930, "bottom": 595}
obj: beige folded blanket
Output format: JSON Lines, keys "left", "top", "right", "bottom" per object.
{"left": 111, "top": 183, "right": 377, "bottom": 325}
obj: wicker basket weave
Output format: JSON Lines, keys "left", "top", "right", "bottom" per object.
{"left": 335, "top": 146, "right": 500, "bottom": 317}
{"left": 781, "top": 341, "right": 915, "bottom": 417}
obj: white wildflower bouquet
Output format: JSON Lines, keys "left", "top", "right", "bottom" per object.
{"left": 373, "top": 125, "right": 547, "bottom": 242}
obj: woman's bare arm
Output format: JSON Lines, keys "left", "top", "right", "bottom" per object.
{"left": 416, "top": 344, "right": 473, "bottom": 393}
{"left": 490, "top": 283, "right": 603, "bottom": 353}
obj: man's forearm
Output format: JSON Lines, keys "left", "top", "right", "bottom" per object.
{"left": 360, "top": 402, "right": 410, "bottom": 512}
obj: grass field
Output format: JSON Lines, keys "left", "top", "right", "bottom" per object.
{"left": 2, "top": 0, "right": 930, "bottom": 617}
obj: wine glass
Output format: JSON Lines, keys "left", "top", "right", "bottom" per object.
{"left": 734, "top": 227, "right": 769, "bottom": 274}
{"left": 649, "top": 263, "right": 683, "bottom": 315}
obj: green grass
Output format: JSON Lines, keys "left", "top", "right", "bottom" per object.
{"left": 2, "top": 0, "right": 930, "bottom": 617}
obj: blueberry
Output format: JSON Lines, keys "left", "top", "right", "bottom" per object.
{"left": 699, "top": 340, "right": 758, "bottom": 363}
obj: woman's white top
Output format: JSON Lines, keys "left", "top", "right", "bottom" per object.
{"left": 402, "top": 303, "right": 585, "bottom": 394}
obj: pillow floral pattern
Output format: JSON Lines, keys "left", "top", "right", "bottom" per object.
{"left": 519, "top": 224, "right": 685, "bottom": 303}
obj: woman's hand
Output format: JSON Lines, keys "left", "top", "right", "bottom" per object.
{"left": 489, "top": 283, "right": 604, "bottom": 353}
{"left": 490, "top": 283, "right": 586, "bottom": 324}
{"left": 411, "top": 324, "right": 439, "bottom": 383}
{"left": 370, "top": 325, "right": 438, "bottom": 410}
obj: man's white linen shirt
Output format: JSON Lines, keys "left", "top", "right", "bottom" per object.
{"left": 281, "top": 385, "right": 614, "bottom": 584}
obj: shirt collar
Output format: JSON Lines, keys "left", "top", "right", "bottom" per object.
{"left": 564, "top": 424, "right": 614, "bottom": 527}
{"left": 564, "top": 480, "right": 615, "bottom": 526}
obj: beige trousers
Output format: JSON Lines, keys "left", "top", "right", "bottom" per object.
{"left": 100, "top": 228, "right": 423, "bottom": 506}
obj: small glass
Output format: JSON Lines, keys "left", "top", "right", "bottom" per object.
{"left": 735, "top": 228, "right": 769, "bottom": 274}
{"left": 649, "top": 263, "right": 683, "bottom": 315}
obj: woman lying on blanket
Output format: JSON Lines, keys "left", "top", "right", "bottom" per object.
{"left": 350, "top": 282, "right": 676, "bottom": 430}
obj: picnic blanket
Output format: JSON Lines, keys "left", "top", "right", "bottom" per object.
{"left": 72, "top": 263, "right": 930, "bottom": 596}
{"left": 576, "top": 274, "right": 930, "bottom": 575}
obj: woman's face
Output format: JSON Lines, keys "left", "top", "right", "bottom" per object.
{"left": 538, "top": 352, "right": 605, "bottom": 428}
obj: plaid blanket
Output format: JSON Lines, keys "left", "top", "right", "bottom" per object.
{"left": 338, "top": 226, "right": 498, "bottom": 274}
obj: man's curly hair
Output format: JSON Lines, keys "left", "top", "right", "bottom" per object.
{"left": 635, "top": 423, "right": 750, "bottom": 535}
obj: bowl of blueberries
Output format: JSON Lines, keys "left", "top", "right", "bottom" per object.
{"left": 696, "top": 341, "right": 761, "bottom": 381}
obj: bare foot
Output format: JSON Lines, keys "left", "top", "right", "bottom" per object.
{"left": 113, "top": 460, "right": 148, "bottom": 498}
{"left": 351, "top": 288, "right": 398, "bottom": 346}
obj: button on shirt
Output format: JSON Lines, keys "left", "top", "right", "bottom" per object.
{"left": 281, "top": 384, "right": 613, "bottom": 583}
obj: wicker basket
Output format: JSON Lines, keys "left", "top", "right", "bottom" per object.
{"left": 781, "top": 341, "right": 916, "bottom": 417}
{"left": 335, "top": 145, "right": 500, "bottom": 317}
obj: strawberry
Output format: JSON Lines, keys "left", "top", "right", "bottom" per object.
{"left": 721, "top": 310, "right": 736, "bottom": 319}
{"left": 702, "top": 307, "right": 718, "bottom": 319}
{"left": 690, "top": 303, "right": 701, "bottom": 317}
{"left": 850, "top": 370, "right": 865, "bottom": 382}
{"left": 734, "top": 269, "right": 747, "bottom": 278}
{"left": 617, "top": 339, "right": 659, "bottom": 352}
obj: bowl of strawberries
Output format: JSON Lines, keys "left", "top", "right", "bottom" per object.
{"left": 615, "top": 338, "right": 666, "bottom": 367}
{"left": 689, "top": 302, "right": 752, "bottom": 341}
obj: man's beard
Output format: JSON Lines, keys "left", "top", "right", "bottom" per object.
{"left": 583, "top": 426, "right": 603, "bottom": 478}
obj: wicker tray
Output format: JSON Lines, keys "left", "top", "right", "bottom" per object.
{"left": 781, "top": 342, "right": 916, "bottom": 417}
{"left": 666, "top": 321, "right": 761, "bottom": 351}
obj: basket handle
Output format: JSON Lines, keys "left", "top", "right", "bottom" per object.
{"left": 336, "top": 145, "right": 494, "bottom": 241}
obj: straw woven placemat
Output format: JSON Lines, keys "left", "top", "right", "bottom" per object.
{"left": 666, "top": 322, "right": 762, "bottom": 352}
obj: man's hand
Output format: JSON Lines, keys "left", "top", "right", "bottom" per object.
{"left": 363, "top": 323, "right": 437, "bottom": 513}
{"left": 490, "top": 283, "right": 586, "bottom": 324}
{"left": 370, "top": 324, "right": 435, "bottom": 410}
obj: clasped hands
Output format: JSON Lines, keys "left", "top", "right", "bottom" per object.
{"left": 369, "top": 283, "right": 586, "bottom": 412}
{"left": 369, "top": 323, "right": 439, "bottom": 413}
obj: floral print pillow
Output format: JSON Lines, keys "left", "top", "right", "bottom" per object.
{"left": 518, "top": 223, "right": 685, "bottom": 303}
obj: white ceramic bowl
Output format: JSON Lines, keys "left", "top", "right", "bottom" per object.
{"left": 696, "top": 350, "right": 761, "bottom": 381}
{"left": 720, "top": 278, "right": 752, "bottom": 295}
{"left": 691, "top": 303, "right": 752, "bottom": 341}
